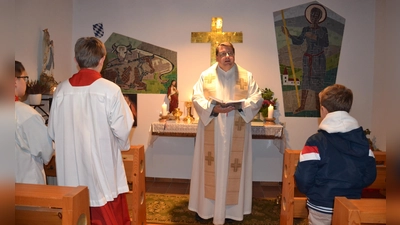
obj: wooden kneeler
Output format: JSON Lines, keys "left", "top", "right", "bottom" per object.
{"left": 15, "top": 183, "right": 90, "bottom": 225}
{"left": 122, "top": 145, "right": 147, "bottom": 225}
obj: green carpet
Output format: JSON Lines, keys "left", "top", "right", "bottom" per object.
{"left": 146, "top": 193, "right": 307, "bottom": 225}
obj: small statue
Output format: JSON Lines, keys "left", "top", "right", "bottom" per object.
{"left": 168, "top": 80, "right": 179, "bottom": 113}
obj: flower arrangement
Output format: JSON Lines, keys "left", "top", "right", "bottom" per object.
{"left": 26, "top": 79, "right": 51, "bottom": 94}
{"left": 259, "top": 88, "right": 278, "bottom": 118}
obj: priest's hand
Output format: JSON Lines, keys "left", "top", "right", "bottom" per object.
{"left": 213, "top": 104, "right": 235, "bottom": 113}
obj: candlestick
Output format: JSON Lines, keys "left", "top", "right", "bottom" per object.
{"left": 161, "top": 103, "right": 168, "bottom": 116}
{"left": 183, "top": 101, "right": 195, "bottom": 123}
{"left": 267, "top": 104, "right": 274, "bottom": 119}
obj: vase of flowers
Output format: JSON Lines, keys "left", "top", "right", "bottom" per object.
{"left": 259, "top": 88, "right": 278, "bottom": 119}
{"left": 26, "top": 79, "right": 50, "bottom": 105}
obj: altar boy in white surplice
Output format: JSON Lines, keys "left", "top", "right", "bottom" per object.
{"left": 189, "top": 42, "right": 263, "bottom": 225}
{"left": 48, "top": 37, "right": 134, "bottom": 225}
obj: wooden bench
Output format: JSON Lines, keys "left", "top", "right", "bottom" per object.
{"left": 280, "top": 149, "right": 386, "bottom": 225}
{"left": 15, "top": 183, "right": 90, "bottom": 225}
{"left": 43, "top": 145, "right": 147, "bottom": 225}
{"left": 331, "top": 197, "right": 386, "bottom": 225}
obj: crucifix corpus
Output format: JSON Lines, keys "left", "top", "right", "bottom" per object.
{"left": 191, "top": 17, "right": 243, "bottom": 65}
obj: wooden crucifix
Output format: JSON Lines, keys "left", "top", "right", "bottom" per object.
{"left": 191, "top": 17, "right": 243, "bottom": 65}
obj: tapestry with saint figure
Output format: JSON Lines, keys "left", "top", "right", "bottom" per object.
{"left": 102, "top": 32, "right": 177, "bottom": 94}
{"left": 273, "top": 1, "right": 345, "bottom": 117}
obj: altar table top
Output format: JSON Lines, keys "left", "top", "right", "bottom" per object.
{"left": 151, "top": 120, "right": 283, "bottom": 139}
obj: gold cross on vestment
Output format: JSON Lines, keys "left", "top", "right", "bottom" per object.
{"left": 234, "top": 117, "right": 246, "bottom": 131}
{"left": 238, "top": 78, "right": 248, "bottom": 90}
{"left": 204, "top": 75, "right": 215, "bottom": 84}
{"left": 205, "top": 151, "right": 214, "bottom": 166}
{"left": 231, "top": 158, "right": 242, "bottom": 172}
{"left": 191, "top": 17, "right": 243, "bottom": 65}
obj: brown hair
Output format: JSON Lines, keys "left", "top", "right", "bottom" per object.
{"left": 319, "top": 84, "right": 353, "bottom": 113}
{"left": 216, "top": 42, "right": 235, "bottom": 55}
{"left": 15, "top": 61, "right": 25, "bottom": 77}
{"left": 74, "top": 37, "right": 106, "bottom": 69}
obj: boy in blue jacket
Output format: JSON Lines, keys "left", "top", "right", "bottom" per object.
{"left": 294, "top": 84, "right": 377, "bottom": 225}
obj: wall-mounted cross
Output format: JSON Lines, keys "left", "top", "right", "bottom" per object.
{"left": 204, "top": 74, "right": 216, "bottom": 84}
{"left": 238, "top": 78, "right": 248, "bottom": 90}
{"left": 191, "top": 17, "right": 243, "bottom": 65}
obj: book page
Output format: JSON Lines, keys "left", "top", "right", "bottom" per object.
{"left": 209, "top": 96, "right": 244, "bottom": 109}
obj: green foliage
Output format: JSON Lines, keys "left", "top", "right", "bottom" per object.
{"left": 259, "top": 88, "right": 278, "bottom": 118}
{"left": 26, "top": 79, "right": 50, "bottom": 94}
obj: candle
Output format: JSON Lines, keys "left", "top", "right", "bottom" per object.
{"left": 267, "top": 104, "right": 274, "bottom": 119}
{"left": 161, "top": 103, "right": 168, "bottom": 116}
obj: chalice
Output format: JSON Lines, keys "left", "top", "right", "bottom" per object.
{"left": 173, "top": 108, "right": 183, "bottom": 122}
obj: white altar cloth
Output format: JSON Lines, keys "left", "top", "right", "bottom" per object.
{"left": 149, "top": 120, "right": 285, "bottom": 153}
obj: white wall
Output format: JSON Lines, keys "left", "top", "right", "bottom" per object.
{"left": 17, "top": 0, "right": 391, "bottom": 180}
{"left": 71, "top": 0, "right": 377, "bottom": 147}
{"left": 15, "top": 0, "right": 73, "bottom": 83}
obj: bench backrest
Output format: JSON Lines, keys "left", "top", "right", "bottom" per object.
{"left": 15, "top": 183, "right": 90, "bottom": 225}
{"left": 332, "top": 197, "right": 386, "bottom": 224}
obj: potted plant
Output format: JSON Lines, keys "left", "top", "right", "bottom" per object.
{"left": 259, "top": 88, "right": 278, "bottom": 119}
{"left": 26, "top": 79, "right": 50, "bottom": 105}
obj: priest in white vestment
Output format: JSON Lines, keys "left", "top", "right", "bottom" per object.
{"left": 188, "top": 42, "right": 262, "bottom": 225}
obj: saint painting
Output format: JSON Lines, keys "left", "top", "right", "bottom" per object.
{"left": 274, "top": 2, "right": 345, "bottom": 117}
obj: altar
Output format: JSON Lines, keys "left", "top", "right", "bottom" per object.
{"left": 146, "top": 120, "right": 286, "bottom": 181}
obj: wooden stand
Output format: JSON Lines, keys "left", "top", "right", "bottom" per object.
{"left": 122, "top": 145, "right": 147, "bottom": 225}
{"left": 15, "top": 183, "right": 90, "bottom": 225}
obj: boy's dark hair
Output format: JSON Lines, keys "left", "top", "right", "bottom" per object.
{"left": 319, "top": 84, "right": 353, "bottom": 113}
{"left": 216, "top": 42, "right": 235, "bottom": 55}
{"left": 74, "top": 37, "right": 106, "bottom": 69}
{"left": 15, "top": 61, "right": 25, "bottom": 77}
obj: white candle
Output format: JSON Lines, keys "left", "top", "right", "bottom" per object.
{"left": 267, "top": 104, "right": 274, "bottom": 119}
{"left": 162, "top": 103, "right": 168, "bottom": 116}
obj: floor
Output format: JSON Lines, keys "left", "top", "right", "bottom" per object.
{"left": 145, "top": 177, "right": 282, "bottom": 225}
{"left": 145, "top": 177, "right": 282, "bottom": 199}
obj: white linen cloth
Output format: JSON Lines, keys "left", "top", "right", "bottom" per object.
{"left": 48, "top": 78, "right": 133, "bottom": 207}
{"left": 15, "top": 101, "right": 54, "bottom": 184}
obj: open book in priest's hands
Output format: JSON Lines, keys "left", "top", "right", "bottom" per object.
{"left": 209, "top": 96, "right": 244, "bottom": 110}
